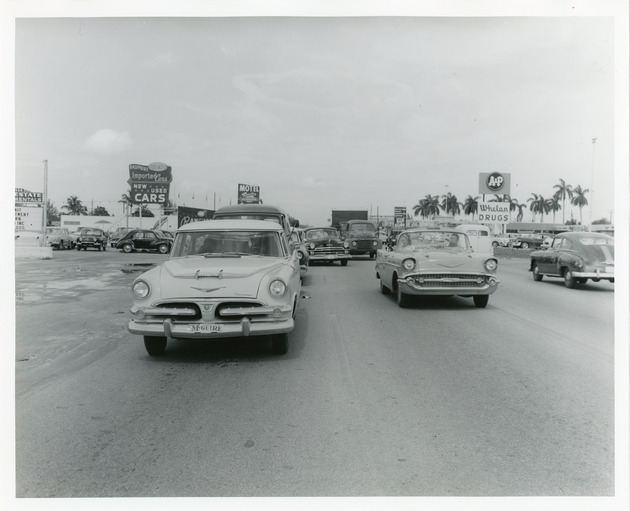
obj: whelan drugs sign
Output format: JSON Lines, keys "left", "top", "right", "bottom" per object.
{"left": 478, "top": 202, "right": 510, "bottom": 223}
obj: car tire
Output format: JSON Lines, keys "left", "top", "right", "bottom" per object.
{"left": 158, "top": 243, "right": 169, "bottom": 254}
{"left": 144, "top": 336, "right": 167, "bottom": 356}
{"left": 102, "top": 244, "right": 106, "bottom": 251}
{"left": 122, "top": 243, "right": 133, "bottom": 253}
{"left": 340, "top": 260, "right": 348, "bottom": 266}
{"left": 379, "top": 279, "right": 390, "bottom": 295}
{"left": 473, "top": 295, "right": 489, "bottom": 308}
{"left": 563, "top": 269, "right": 577, "bottom": 288}
{"left": 271, "top": 333, "right": 289, "bottom": 355}
{"left": 396, "top": 283, "right": 411, "bottom": 308}
{"left": 532, "top": 263, "right": 543, "bottom": 281}
{"left": 578, "top": 278, "right": 588, "bottom": 284}
{"left": 522, "top": 242, "right": 530, "bottom": 249}
{"left": 492, "top": 241, "right": 499, "bottom": 247}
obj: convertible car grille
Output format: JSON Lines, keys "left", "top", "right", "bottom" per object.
{"left": 413, "top": 273, "right": 487, "bottom": 288}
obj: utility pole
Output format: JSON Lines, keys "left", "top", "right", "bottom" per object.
{"left": 590, "top": 137, "right": 596, "bottom": 231}
{"left": 42, "top": 159, "right": 48, "bottom": 247}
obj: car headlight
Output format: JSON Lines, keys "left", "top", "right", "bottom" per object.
{"left": 132, "top": 280, "right": 151, "bottom": 299}
{"left": 484, "top": 259, "right": 498, "bottom": 272}
{"left": 402, "top": 258, "right": 416, "bottom": 271}
{"left": 269, "top": 279, "right": 287, "bottom": 297}
{"left": 310, "top": 243, "right": 315, "bottom": 249}
{"left": 344, "top": 242, "right": 349, "bottom": 249}
{"left": 372, "top": 240, "right": 378, "bottom": 246}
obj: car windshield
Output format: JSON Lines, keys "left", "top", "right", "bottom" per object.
{"left": 396, "top": 231, "right": 470, "bottom": 250}
{"left": 216, "top": 214, "right": 281, "bottom": 226}
{"left": 81, "top": 229, "right": 101, "bottom": 235}
{"left": 171, "top": 230, "right": 284, "bottom": 258}
{"left": 305, "top": 229, "right": 337, "bottom": 239}
{"left": 47, "top": 228, "right": 63, "bottom": 234}
{"left": 348, "top": 223, "right": 375, "bottom": 234}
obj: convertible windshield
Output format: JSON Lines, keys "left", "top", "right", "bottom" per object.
{"left": 305, "top": 228, "right": 337, "bottom": 239}
{"left": 397, "top": 231, "right": 469, "bottom": 250}
{"left": 171, "top": 230, "right": 284, "bottom": 258}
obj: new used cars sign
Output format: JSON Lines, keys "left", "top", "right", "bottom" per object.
{"left": 128, "top": 162, "right": 172, "bottom": 204}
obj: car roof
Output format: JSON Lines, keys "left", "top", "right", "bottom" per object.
{"left": 556, "top": 231, "right": 613, "bottom": 239}
{"left": 177, "top": 219, "right": 285, "bottom": 232}
{"left": 213, "top": 204, "right": 287, "bottom": 216}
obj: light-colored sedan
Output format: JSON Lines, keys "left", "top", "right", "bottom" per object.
{"left": 46, "top": 227, "right": 73, "bottom": 249}
{"left": 128, "top": 219, "right": 302, "bottom": 356}
{"left": 375, "top": 229, "right": 500, "bottom": 308}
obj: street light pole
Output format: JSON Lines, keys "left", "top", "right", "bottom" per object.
{"left": 590, "top": 137, "right": 596, "bottom": 231}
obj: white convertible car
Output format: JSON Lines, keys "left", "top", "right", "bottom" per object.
{"left": 375, "top": 228, "right": 500, "bottom": 308}
{"left": 128, "top": 219, "right": 301, "bottom": 356}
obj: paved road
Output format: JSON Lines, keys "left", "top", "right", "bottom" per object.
{"left": 14, "top": 250, "right": 615, "bottom": 498}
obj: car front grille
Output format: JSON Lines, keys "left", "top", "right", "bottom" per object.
{"left": 350, "top": 240, "right": 376, "bottom": 250}
{"left": 411, "top": 273, "right": 487, "bottom": 288}
{"left": 312, "top": 247, "right": 345, "bottom": 256}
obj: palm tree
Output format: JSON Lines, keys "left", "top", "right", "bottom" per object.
{"left": 552, "top": 179, "right": 573, "bottom": 224}
{"left": 462, "top": 195, "right": 480, "bottom": 220}
{"left": 441, "top": 192, "right": 461, "bottom": 217}
{"left": 514, "top": 201, "right": 527, "bottom": 222}
{"left": 413, "top": 194, "right": 441, "bottom": 219}
{"left": 119, "top": 191, "right": 134, "bottom": 216}
{"left": 571, "top": 185, "right": 589, "bottom": 225}
{"left": 547, "top": 196, "right": 561, "bottom": 224}
{"left": 527, "top": 193, "right": 550, "bottom": 222}
{"left": 61, "top": 196, "right": 88, "bottom": 215}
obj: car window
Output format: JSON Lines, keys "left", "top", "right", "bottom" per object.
{"left": 145, "top": 232, "right": 157, "bottom": 240}
{"left": 133, "top": 232, "right": 144, "bottom": 239}
{"left": 172, "top": 230, "right": 283, "bottom": 258}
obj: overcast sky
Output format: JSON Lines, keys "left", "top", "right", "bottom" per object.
{"left": 7, "top": 2, "right": 626, "bottom": 229}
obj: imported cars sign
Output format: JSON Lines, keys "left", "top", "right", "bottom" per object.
{"left": 128, "top": 163, "right": 172, "bottom": 204}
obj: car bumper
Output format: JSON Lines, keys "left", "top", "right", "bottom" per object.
{"left": 397, "top": 274, "right": 500, "bottom": 296}
{"left": 309, "top": 253, "right": 351, "bottom": 261}
{"left": 573, "top": 270, "right": 614, "bottom": 279}
{"left": 128, "top": 317, "right": 294, "bottom": 340}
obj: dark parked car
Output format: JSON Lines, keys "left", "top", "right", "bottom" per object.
{"left": 109, "top": 227, "right": 135, "bottom": 247}
{"left": 303, "top": 227, "right": 350, "bottom": 266}
{"left": 115, "top": 229, "right": 173, "bottom": 254}
{"left": 511, "top": 234, "right": 550, "bottom": 249}
{"left": 529, "top": 232, "right": 614, "bottom": 288}
{"left": 75, "top": 227, "right": 108, "bottom": 251}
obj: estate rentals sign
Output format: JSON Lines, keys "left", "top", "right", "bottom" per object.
{"left": 15, "top": 188, "right": 43, "bottom": 231}
{"left": 128, "top": 162, "right": 172, "bottom": 204}
{"left": 237, "top": 183, "right": 261, "bottom": 204}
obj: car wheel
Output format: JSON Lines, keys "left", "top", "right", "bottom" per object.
{"left": 144, "top": 336, "right": 167, "bottom": 356}
{"left": 102, "top": 244, "right": 106, "bottom": 251}
{"left": 271, "top": 333, "right": 289, "bottom": 355}
{"left": 578, "top": 278, "right": 588, "bottom": 284}
{"left": 158, "top": 243, "right": 169, "bottom": 254}
{"left": 532, "top": 263, "right": 543, "bottom": 281}
{"left": 122, "top": 243, "right": 133, "bottom": 253}
{"left": 563, "top": 269, "right": 577, "bottom": 288}
{"left": 369, "top": 253, "right": 375, "bottom": 259}
{"left": 473, "top": 295, "right": 489, "bottom": 308}
{"left": 396, "top": 282, "right": 411, "bottom": 308}
{"left": 379, "top": 279, "right": 390, "bottom": 295}
{"left": 58, "top": 241, "right": 64, "bottom": 250}
{"left": 97, "top": 245, "right": 102, "bottom": 251}
{"left": 492, "top": 241, "right": 499, "bottom": 247}
{"left": 340, "top": 259, "right": 348, "bottom": 266}
{"left": 521, "top": 242, "right": 530, "bottom": 249}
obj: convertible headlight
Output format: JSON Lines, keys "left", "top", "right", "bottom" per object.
{"left": 269, "top": 279, "right": 287, "bottom": 297}
{"left": 402, "top": 258, "right": 416, "bottom": 271}
{"left": 484, "top": 259, "right": 498, "bottom": 272}
{"left": 132, "top": 280, "right": 151, "bottom": 299}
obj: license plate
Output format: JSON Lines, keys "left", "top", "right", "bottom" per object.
{"left": 326, "top": 255, "right": 336, "bottom": 259}
{"left": 190, "top": 323, "right": 223, "bottom": 333}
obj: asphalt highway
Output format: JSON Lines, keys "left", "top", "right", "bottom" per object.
{"left": 14, "top": 249, "right": 616, "bottom": 501}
